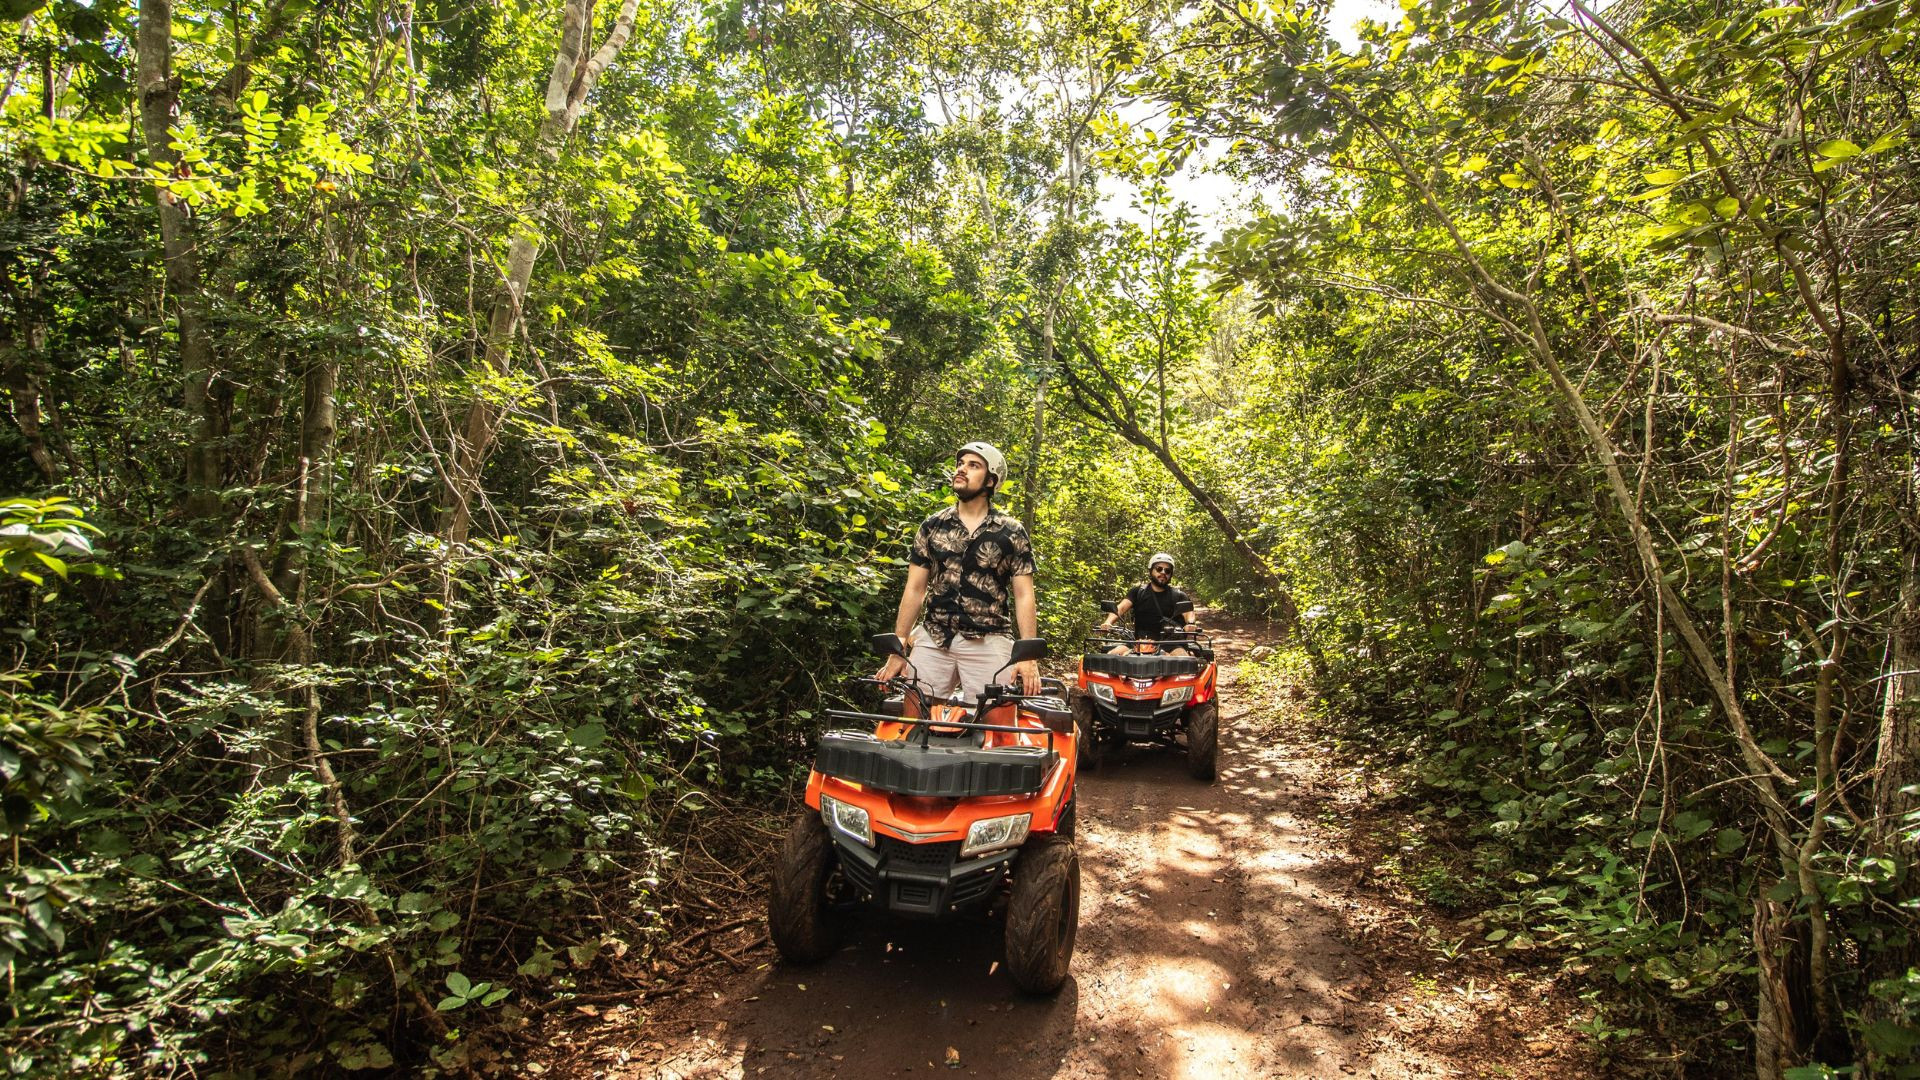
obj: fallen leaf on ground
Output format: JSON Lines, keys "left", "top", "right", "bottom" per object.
{"left": 945, "top": 1047, "right": 962, "bottom": 1068}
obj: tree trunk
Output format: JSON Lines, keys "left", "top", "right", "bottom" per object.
{"left": 1863, "top": 540, "right": 1920, "bottom": 1078}
{"left": 1021, "top": 307, "right": 1052, "bottom": 527}
{"left": 1755, "top": 898, "right": 1812, "bottom": 1080}
{"left": 2, "top": 339, "right": 58, "bottom": 484}
{"left": 138, "top": 0, "right": 223, "bottom": 517}
{"left": 440, "top": 0, "right": 641, "bottom": 545}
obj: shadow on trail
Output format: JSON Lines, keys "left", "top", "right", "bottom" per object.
{"left": 647, "top": 910, "right": 1081, "bottom": 1078}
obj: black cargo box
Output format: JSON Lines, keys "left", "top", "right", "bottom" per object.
{"left": 815, "top": 732, "right": 1054, "bottom": 797}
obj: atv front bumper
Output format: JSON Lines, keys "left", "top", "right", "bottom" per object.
{"left": 1086, "top": 695, "right": 1189, "bottom": 740}
{"left": 829, "top": 833, "right": 1015, "bottom": 918}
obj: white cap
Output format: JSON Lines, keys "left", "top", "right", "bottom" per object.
{"left": 1147, "top": 552, "right": 1175, "bottom": 572}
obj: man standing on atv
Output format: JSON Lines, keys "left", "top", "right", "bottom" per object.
{"left": 876, "top": 442, "right": 1042, "bottom": 701}
{"left": 1100, "top": 553, "right": 1197, "bottom": 654}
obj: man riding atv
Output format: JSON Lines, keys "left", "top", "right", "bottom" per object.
{"left": 1099, "top": 553, "right": 1197, "bottom": 655}
{"left": 877, "top": 441, "right": 1041, "bottom": 700}
{"left": 768, "top": 443, "right": 1081, "bottom": 992}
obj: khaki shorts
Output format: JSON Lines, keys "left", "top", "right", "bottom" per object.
{"left": 908, "top": 626, "right": 1014, "bottom": 704}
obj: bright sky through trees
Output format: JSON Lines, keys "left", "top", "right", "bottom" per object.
{"left": 1098, "top": 0, "right": 1398, "bottom": 239}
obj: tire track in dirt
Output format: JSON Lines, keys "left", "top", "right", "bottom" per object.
{"left": 531, "top": 617, "right": 1589, "bottom": 1078}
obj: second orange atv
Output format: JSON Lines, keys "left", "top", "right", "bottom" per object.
{"left": 767, "top": 634, "right": 1081, "bottom": 994}
{"left": 1073, "top": 598, "right": 1220, "bottom": 781}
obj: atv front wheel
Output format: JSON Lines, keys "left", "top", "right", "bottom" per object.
{"left": 1186, "top": 701, "right": 1218, "bottom": 782}
{"left": 768, "top": 810, "right": 844, "bottom": 963}
{"left": 1004, "top": 836, "right": 1080, "bottom": 994}
{"left": 1071, "top": 695, "right": 1101, "bottom": 771}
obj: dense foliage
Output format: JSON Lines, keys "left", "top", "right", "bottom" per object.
{"left": 0, "top": 0, "right": 1914, "bottom": 1075}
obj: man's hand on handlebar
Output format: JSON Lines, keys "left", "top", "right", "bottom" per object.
{"left": 876, "top": 653, "right": 909, "bottom": 684}
{"left": 1012, "top": 659, "right": 1040, "bottom": 696}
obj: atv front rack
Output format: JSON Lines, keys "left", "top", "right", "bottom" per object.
{"left": 815, "top": 715, "right": 1061, "bottom": 797}
{"left": 1085, "top": 629, "right": 1215, "bottom": 663}
{"left": 1082, "top": 652, "right": 1204, "bottom": 678}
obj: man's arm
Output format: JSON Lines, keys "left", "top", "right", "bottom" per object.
{"left": 1101, "top": 595, "right": 1133, "bottom": 628}
{"left": 894, "top": 563, "right": 930, "bottom": 639}
{"left": 1011, "top": 573, "right": 1039, "bottom": 693}
{"left": 1012, "top": 573, "right": 1037, "bottom": 639}
{"left": 878, "top": 564, "right": 930, "bottom": 680}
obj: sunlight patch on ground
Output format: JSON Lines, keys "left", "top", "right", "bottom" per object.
{"left": 1162, "top": 1019, "right": 1268, "bottom": 1078}
{"left": 1176, "top": 918, "right": 1231, "bottom": 948}
{"left": 1124, "top": 957, "right": 1231, "bottom": 1022}
{"left": 635, "top": 1034, "right": 742, "bottom": 1080}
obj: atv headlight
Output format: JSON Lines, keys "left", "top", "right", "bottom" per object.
{"left": 1161, "top": 685, "right": 1193, "bottom": 706}
{"left": 1089, "top": 681, "right": 1115, "bottom": 703}
{"left": 960, "top": 813, "right": 1030, "bottom": 857}
{"left": 820, "top": 795, "right": 872, "bottom": 847}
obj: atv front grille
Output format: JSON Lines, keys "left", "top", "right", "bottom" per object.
{"left": 879, "top": 837, "right": 961, "bottom": 868}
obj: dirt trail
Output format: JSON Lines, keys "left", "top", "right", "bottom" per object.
{"left": 532, "top": 618, "right": 1597, "bottom": 1079}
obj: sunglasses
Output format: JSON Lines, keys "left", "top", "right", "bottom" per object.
{"left": 1151, "top": 566, "right": 1172, "bottom": 575}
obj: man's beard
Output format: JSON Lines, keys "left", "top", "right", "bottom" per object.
{"left": 952, "top": 477, "right": 990, "bottom": 502}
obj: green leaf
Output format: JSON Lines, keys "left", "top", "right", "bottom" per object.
{"left": 1816, "top": 139, "right": 1861, "bottom": 159}
{"left": 445, "top": 971, "right": 472, "bottom": 997}
{"left": 1864, "top": 131, "right": 1907, "bottom": 155}
{"left": 1643, "top": 168, "right": 1686, "bottom": 184}
{"left": 566, "top": 722, "right": 607, "bottom": 749}
{"left": 1863, "top": 1020, "right": 1920, "bottom": 1057}
{"left": 1672, "top": 811, "right": 1713, "bottom": 840}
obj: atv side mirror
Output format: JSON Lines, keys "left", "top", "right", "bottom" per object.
{"left": 1007, "top": 637, "right": 1049, "bottom": 664}
{"left": 871, "top": 633, "right": 908, "bottom": 659}
{"left": 1175, "top": 599, "right": 1195, "bottom": 613}
{"left": 1099, "top": 600, "right": 1119, "bottom": 614}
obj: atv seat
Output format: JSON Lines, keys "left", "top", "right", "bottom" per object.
{"left": 1083, "top": 653, "right": 1202, "bottom": 679}
{"left": 814, "top": 730, "right": 1056, "bottom": 797}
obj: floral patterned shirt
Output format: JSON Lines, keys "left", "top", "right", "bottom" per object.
{"left": 909, "top": 504, "right": 1036, "bottom": 645}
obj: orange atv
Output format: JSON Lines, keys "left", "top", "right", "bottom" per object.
{"left": 1072, "top": 598, "right": 1219, "bottom": 781}
{"left": 767, "top": 634, "right": 1081, "bottom": 994}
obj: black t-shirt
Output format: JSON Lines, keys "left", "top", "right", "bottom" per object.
{"left": 1126, "top": 583, "right": 1190, "bottom": 640}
